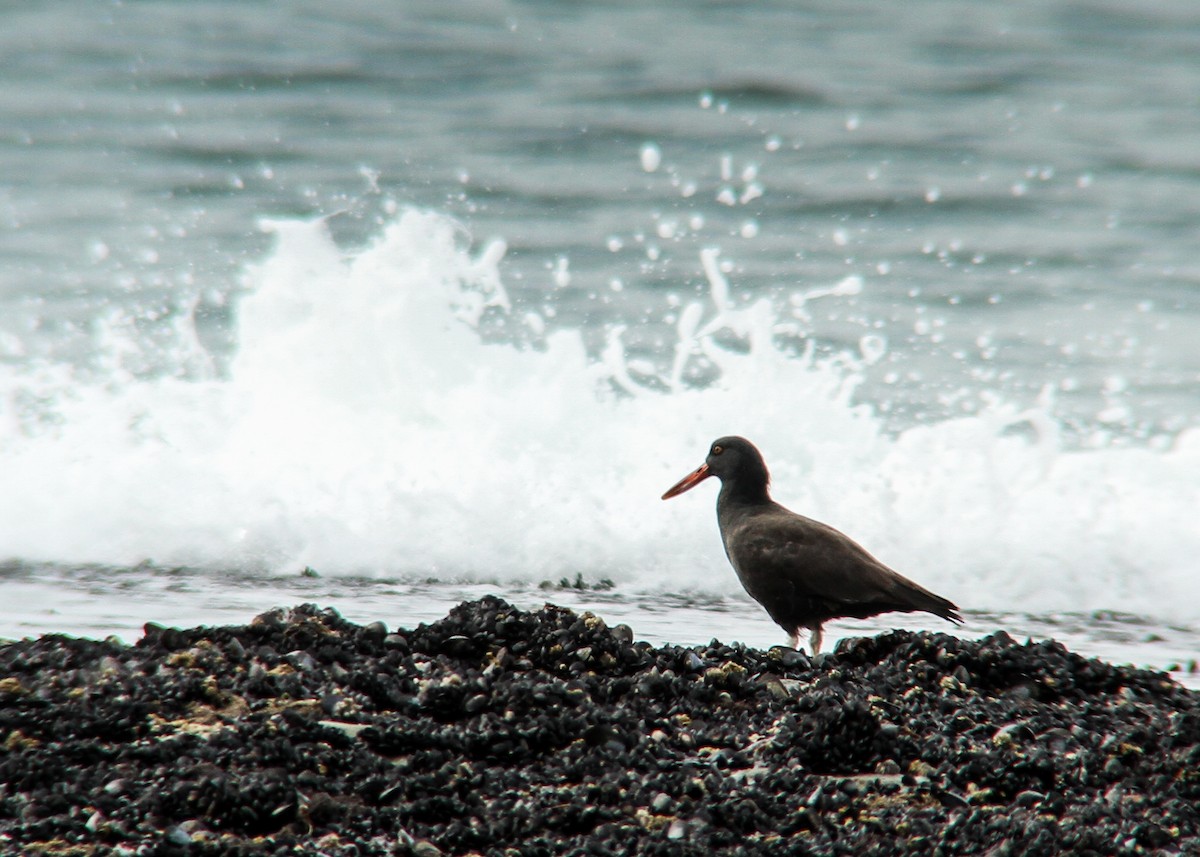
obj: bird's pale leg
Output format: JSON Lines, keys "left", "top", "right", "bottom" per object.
{"left": 808, "top": 625, "right": 823, "bottom": 656}
{"left": 787, "top": 630, "right": 801, "bottom": 650}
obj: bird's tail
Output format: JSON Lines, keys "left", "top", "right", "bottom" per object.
{"left": 901, "top": 580, "right": 963, "bottom": 625}
{"left": 924, "top": 593, "right": 963, "bottom": 625}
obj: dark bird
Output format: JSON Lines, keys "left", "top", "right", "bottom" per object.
{"left": 662, "top": 436, "right": 962, "bottom": 653}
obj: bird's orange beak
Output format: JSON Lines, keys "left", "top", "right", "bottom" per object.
{"left": 661, "top": 463, "right": 711, "bottom": 500}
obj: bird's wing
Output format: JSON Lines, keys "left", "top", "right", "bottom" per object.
{"left": 726, "top": 512, "right": 919, "bottom": 607}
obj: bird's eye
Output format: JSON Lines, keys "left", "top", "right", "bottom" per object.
{"left": 712, "top": 445, "right": 723, "bottom": 455}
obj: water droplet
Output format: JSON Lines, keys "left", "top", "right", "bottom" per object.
{"left": 640, "top": 143, "right": 662, "bottom": 173}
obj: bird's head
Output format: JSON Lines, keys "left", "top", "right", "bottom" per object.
{"left": 661, "top": 435, "right": 770, "bottom": 500}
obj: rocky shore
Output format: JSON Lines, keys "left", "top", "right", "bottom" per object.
{"left": 2, "top": 598, "right": 1198, "bottom": 855}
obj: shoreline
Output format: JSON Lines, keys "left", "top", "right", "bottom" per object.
{"left": 2, "top": 598, "right": 1198, "bottom": 854}
{"left": 6, "top": 563, "right": 1200, "bottom": 692}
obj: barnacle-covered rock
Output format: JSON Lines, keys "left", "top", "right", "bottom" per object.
{"left": 0, "top": 598, "right": 1196, "bottom": 855}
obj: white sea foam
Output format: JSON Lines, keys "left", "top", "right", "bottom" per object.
{"left": 1, "top": 209, "right": 1197, "bottom": 624}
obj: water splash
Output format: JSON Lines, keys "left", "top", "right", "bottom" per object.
{"left": 1, "top": 208, "right": 1197, "bottom": 625}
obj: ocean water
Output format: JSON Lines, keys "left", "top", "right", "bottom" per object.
{"left": 2, "top": 2, "right": 1199, "bottom": 684}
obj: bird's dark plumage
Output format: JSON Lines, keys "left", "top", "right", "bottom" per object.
{"left": 662, "top": 435, "right": 962, "bottom": 653}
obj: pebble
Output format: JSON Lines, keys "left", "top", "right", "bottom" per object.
{"left": 0, "top": 597, "right": 1196, "bottom": 855}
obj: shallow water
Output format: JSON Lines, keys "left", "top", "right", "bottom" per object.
{"left": 1, "top": 2, "right": 1197, "bottom": 678}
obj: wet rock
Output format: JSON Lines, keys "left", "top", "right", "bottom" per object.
{"left": 0, "top": 598, "right": 1197, "bottom": 855}
{"left": 1015, "top": 789, "right": 1046, "bottom": 807}
{"left": 360, "top": 620, "right": 388, "bottom": 641}
{"left": 768, "top": 646, "right": 811, "bottom": 670}
{"left": 165, "top": 826, "right": 192, "bottom": 846}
